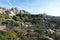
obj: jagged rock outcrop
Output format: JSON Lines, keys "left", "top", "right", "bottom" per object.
{"left": 0, "top": 7, "right": 6, "bottom": 14}
{"left": 0, "top": 7, "right": 30, "bottom": 16}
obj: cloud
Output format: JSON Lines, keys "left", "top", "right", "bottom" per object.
{"left": 5, "top": 0, "right": 12, "bottom": 6}
{"left": 39, "top": 3, "right": 60, "bottom": 16}
{"left": 0, "top": 0, "right": 13, "bottom": 7}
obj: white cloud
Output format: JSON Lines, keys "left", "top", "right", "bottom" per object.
{"left": 5, "top": 0, "right": 12, "bottom": 6}
{"left": 40, "top": 3, "right": 60, "bottom": 16}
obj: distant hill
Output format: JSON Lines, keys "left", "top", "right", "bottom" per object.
{"left": 0, "top": 7, "right": 60, "bottom": 30}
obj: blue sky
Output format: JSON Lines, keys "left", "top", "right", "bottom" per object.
{"left": 0, "top": 0, "right": 60, "bottom": 16}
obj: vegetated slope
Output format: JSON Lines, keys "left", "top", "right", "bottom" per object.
{"left": 0, "top": 7, "right": 60, "bottom": 40}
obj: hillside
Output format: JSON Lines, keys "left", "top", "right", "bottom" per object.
{"left": 0, "top": 7, "right": 60, "bottom": 40}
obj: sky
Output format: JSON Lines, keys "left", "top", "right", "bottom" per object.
{"left": 0, "top": 0, "right": 60, "bottom": 16}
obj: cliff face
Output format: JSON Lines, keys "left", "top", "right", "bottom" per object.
{"left": 0, "top": 7, "right": 6, "bottom": 14}
{"left": 0, "top": 7, "right": 30, "bottom": 16}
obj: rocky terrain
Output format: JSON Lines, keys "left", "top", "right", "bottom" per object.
{"left": 0, "top": 7, "right": 60, "bottom": 40}
{"left": 0, "top": 7, "right": 30, "bottom": 16}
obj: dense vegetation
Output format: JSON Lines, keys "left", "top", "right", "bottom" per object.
{"left": 0, "top": 11, "right": 60, "bottom": 40}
